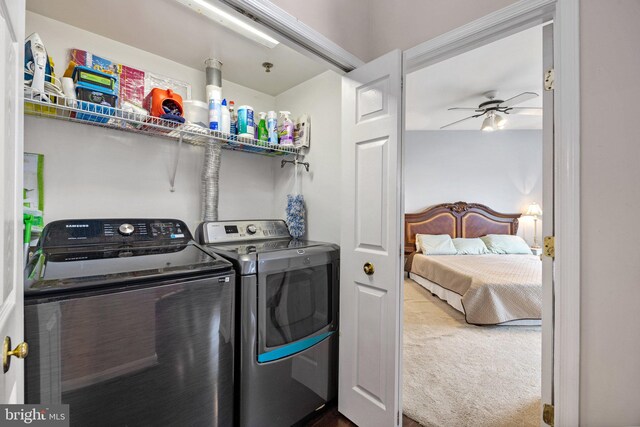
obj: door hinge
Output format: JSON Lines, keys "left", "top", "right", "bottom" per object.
{"left": 543, "top": 236, "right": 555, "bottom": 258}
{"left": 544, "top": 68, "right": 555, "bottom": 91}
{"left": 543, "top": 403, "right": 554, "bottom": 426}
{"left": 397, "top": 411, "right": 400, "bottom": 425}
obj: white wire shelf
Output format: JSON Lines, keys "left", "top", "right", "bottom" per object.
{"left": 23, "top": 89, "right": 302, "bottom": 157}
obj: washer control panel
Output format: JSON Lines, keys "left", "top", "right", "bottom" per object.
{"left": 41, "top": 219, "right": 191, "bottom": 247}
{"left": 202, "top": 220, "right": 290, "bottom": 243}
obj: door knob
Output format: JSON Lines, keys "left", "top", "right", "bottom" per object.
{"left": 363, "top": 262, "right": 375, "bottom": 275}
{"left": 3, "top": 337, "right": 28, "bottom": 374}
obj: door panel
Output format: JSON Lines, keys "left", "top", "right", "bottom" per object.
{"left": 340, "top": 50, "right": 402, "bottom": 427}
{"left": 356, "top": 137, "right": 389, "bottom": 252}
{"left": 0, "top": 0, "right": 25, "bottom": 404}
{"left": 354, "top": 283, "right": 387, "bottom": 407}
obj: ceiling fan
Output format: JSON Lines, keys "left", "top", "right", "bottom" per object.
{"left": 441, "top": 90, "right": 542, "bottom": 131}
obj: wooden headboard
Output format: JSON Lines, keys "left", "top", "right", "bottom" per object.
{"left": 404, "top": 201, "right": 521, "bottom": 254}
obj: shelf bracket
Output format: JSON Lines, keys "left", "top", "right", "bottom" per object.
{"left": 281, "top": 156, "right": 310, "bottom": 172}
{"left": 169, "top": 133, "right": 184, "bottom": 192}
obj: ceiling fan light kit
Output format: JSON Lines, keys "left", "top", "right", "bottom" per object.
{"left": 481, "top": 110, "right": 507, "bottom": 132}
{"left": 441, "top": 90, "right": 542, "bottom": 131}
{"left": 481, "top": 113, "right": 496, "bottom": 132}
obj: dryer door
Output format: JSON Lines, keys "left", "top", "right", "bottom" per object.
{"left": 256, "top": 246, "right": 339, "bottom": 363}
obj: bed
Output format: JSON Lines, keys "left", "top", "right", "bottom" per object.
{"left": 404, "top": 202, "right": 541, "bottom": 326}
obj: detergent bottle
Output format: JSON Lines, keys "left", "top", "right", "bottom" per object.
{"left": 278, "top": 111, "right": 294, "bottom": 145}
{"left": 257, "top": 112, "right": 269, "bottom": 144}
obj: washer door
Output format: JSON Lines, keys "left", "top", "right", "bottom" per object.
{"left": 256, "top": 246, "right": 339, "bottom": 362}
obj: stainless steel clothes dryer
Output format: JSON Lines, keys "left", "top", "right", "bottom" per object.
{"left": 197, "top": 220, "right": 339, "bottom": 427}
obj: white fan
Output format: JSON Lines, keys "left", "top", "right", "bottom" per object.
{"left": 441, "top": 90, "right": 542, "bottom": 130}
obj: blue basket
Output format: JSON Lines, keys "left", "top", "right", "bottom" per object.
{"left": 75, "top": 99, "right": 116, "bottom": 123}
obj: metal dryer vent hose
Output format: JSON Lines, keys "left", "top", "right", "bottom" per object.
{"left": 201, "top": 58, "right": 223, "bottom": 221}
{"left": 201, "top": 142, "right": 221, "bottom": 221}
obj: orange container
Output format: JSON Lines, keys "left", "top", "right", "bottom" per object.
{"left": 144, "top": 88, "right": 184, "bottom": 118}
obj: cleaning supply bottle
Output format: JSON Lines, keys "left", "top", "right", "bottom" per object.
{"left": 257, "top": 112, "right": 268, "bottom": 144}
{"left": 267, "top": 111, "right": 278, "bottom": 144}
{"left": 221, "top": 99, "right": 230, "bottom": 134}
{"left": 229, "top": 101, "right": 237, "bottom": 135}
{"left": 205, "top": 58, "right": 222, "bottom": 130}
{"left": 278, "top": 111, "right": 294, "bottom": 145}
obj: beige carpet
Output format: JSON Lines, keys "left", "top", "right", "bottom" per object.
{"left": 403, "top": 278, "right": 541, "bottom": 427}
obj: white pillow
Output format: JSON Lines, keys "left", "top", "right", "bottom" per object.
{"left": 452, "top": 238, "right": 488, "bottom": 255}
{"left": 415, "top": 234, "right": 422, "bottom": 252}
{"left": 418, "top": 234, "right": 457, "bottom": 255}
{"left": 480, "top": 234, "right": 532, "bottom": 254}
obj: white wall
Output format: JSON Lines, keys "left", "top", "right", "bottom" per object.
{"left": 25, "top": 12, "right": 278, "bottom": 233}
{"left": 271, "top": 0, "right": 516, "bottom": 62}
{"left": 270, "top": 0, "right": 371, "bottom": 62}
{"left": 368, "top": 0, "right": 516, "bottom": 60}
{"left": 404, "top": 130, "right": 543, "bottom": 245}
{"left": 272, "top": 70, "right": 342, "bottom": 244}
{"left": 579, "top": 1, "right": 640, "bottom": 425}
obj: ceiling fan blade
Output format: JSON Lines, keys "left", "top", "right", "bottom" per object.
{"left": 505, "top": 107, "right": 543, "bottom": 116}
{"left": 500, "top": 92, "right": 539, "bottom": 108}
{"left": 440, "top": 114, "right": 482, "bottom": 129}
{"left": 448, "top": 107, "right": 484, "bottom": 112}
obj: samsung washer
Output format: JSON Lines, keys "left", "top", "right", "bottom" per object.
{"left": 24, "top": 218, "right": 235, "bottom": 426}
{"left": 197, "top": 220, "right": 339, "bottom": 427}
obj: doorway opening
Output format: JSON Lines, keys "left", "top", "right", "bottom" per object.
{"left": 401, "top": 23, "right": 550, "bottom": 426}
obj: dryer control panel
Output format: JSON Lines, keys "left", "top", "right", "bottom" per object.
{"left": 201, "top": 220, "right": 290, "bottom": 243}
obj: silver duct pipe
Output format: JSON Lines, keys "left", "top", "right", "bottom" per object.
{"left": 201, "top": 59, "right": 223, "bottom": 221}
{"left": 201, "top": 142, "right": 221, "bottom": 221}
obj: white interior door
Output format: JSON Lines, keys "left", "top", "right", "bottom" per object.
{"left": 541, "top": 22, "right": 555, "bottom": 426}
{"left": 339, "top": 50, "right": 403, "bottom": 427}
{"left": 0, "top": 0, "right": 26, "bottom": 403}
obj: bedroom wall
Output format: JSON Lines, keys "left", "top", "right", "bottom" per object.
{"left": 25, "top": 12, "right": 278, "bottom": 233}
{"left": 272, "top": 70, "right": 343, "bottom": 244}
{"left": 404, "top": 130, "right": 543, "bottom": 245}
{"left": 579, "top": 1, "right": 640, "bottom": 425}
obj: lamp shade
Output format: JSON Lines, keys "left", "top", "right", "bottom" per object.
{"left": 481, "top": 115, "right": 495, "bottom": 131}
{"left": 525, "top": 202, "right": 543, "bottom": 216}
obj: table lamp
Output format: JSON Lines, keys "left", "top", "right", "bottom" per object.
{"left": 525, "top": 202, "right": 543, "bottom": 248}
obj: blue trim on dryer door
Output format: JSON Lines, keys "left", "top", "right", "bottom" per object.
{"left": 257, "top": 331, "right": 335, "bottom": 363}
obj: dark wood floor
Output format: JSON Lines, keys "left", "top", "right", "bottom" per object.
{"left": 303, "top": 403, "right": 422, "bottom": 427}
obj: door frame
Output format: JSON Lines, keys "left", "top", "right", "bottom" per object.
{"left": 402, "top": 0, "right": 580, "bottom": 425}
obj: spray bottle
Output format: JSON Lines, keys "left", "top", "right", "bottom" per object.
{"left": 257, "top": 112, "right": 269, "bottom": 144}
{"left": 267, "top": 111, "right": 278, "bottom": 144}
{"left": 205, "top": 59, "right": 222, "bottom": 130}
{"left": 278, "top": 111, "right": 294, "bottom": 145}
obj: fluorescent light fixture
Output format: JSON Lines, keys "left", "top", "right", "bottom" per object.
{"left": 176, "top": 0, "right": 280, "bottom": 48}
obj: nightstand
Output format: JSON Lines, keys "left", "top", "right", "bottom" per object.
{"left": 530, "top": 247, "right": 543, "bottom": 256}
